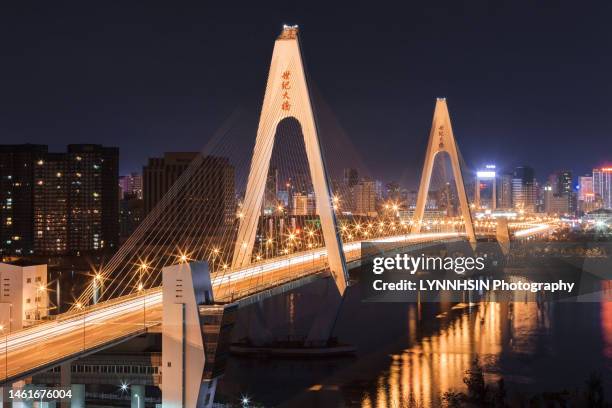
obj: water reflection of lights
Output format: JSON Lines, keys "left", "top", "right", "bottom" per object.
{"left": 602, "top": 281, "right": 612, "bottom": 359}
{"left": 359, "top": 301, "right": 552, "bottom": 407}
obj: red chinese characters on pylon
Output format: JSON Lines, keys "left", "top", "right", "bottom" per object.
{"left": 281, "top": 70, "right": 291, "bottom": 111}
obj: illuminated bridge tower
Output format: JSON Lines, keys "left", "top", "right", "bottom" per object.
{"left": 412, "top": 98, "right": 477, "bottom": 247}
{"left": 232, "top": 26, "right": 349, "bottom": 294}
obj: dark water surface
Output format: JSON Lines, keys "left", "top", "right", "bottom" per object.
{"left": 216, "top": 271, "right": 612, "bottom": 407}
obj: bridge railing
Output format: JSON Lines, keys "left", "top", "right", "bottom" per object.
{"left": 0, "top": 288, "right": 162, "bottom": 384}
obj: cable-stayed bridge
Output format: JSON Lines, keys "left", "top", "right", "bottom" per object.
{"left": 0, "top": 25, "right": 559, "bottom": 407}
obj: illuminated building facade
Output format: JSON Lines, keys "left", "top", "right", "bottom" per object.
{"left": 497, "top": 173, "right": 513, "bottom": 209}
{"left": 262, "top": 167, "right": 279, "bottom": 215}
{"left": 0, "top": 261, "right": 49, "bottom": 329}
{"left": 511, "top": 166, "right": 537, "bottom": 213}
{"left": 475, "top": 164, "right": 497, "bottom": 210}
{"left": 33, "top": 153, "right": 68, "bottom": 254}
{"left": 67, "top": 145, "right": 119, "bottom": 253}
{"left": 353, "top": 179, "right": 378, "bottom": 217}
{"left": 291, "top": 192, "right": 316, "bottom": 215}
{"left": 0, "top": 144, "right": 47, "bottom": 255}
{"left": 578, "top": 175, "right": 598, "bottom": 214}
{"left": 544, "top": 184, "right": 570, "bottom": 215}
{"left": 0, "top": 144, "right": 118, "bottom": 255}
{"left": 593, "top": 167, "right": 612, "bottom": 209}
{"left": 119, "top": 172, "right": 143, "bottom": 199}
{"left": 545, "top": 170, "right": 575, "bottom": 215}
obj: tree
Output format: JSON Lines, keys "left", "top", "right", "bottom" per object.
{"left": 464, "top": 357, "right": 488, "bottom": 405}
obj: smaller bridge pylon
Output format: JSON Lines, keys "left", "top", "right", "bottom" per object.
{"left": 412, "top": 98, "right": 477, "bottom": 248}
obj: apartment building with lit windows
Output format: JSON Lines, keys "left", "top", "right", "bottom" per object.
{"left": 0, "top": 144, "right": 118, "bottom": 255}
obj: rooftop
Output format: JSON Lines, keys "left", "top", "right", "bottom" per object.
{"left": 0, "top": 259, "right": 46, "bottom": 267}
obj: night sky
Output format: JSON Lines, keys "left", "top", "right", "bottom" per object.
{"left": 1, "top": 1, "right": 611, "bottom": 187}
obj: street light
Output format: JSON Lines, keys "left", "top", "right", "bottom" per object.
{"left": 76, "top": 302, "right": 85, "bottom": 352}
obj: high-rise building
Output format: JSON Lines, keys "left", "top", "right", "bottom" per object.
{"left": 407, "top": 190, "right": 418, "bottom": 209}
{"left": 578, "top": 175, "right": 593, "bottom": 201}
{"left": 119, "top": 172, "right": 143, "bottom": 200}
{"left": 475, "top": 164, "right": 497, "bottom": 210}
{"left": 33, "top": 153, "right": 68, "bottom": 254}
{"left": 578, "top": 175, "right": 598, "bottom": 214}
{"left": 549, "top": 170, "right": 572, "bottom": 195}
{"left": 263, "top": 167, "right": 279, "bottom": 215}
{"left": 353, "top": 179, "right": 377, "bottom": 217}
{"left": 435, "top": 182, "right": 457, "bottom": 215}
{"left": 67, "top": 145, "right": 119, "bottom": 253}
{"left": 291, "top": 192, "right": 316, "bottom": 216}
{"left": 0, "top": 144, "right": 119, "bottom": 255}
{"left": 119, "top": 194, "right": 144, "bottom": 242}
{"left": 512, "top": 166, "right": 536, "bottom": 213}
{"left": 374, "top": 180, "right": 384, "bottom": 201}
{"left": 497, "top": 173, "right": 513, "bottom": 209}
{"left": 546, "top": 170, "right": 575, "bottom": 215}
{"left": 593, "top": 167, "right": 612, "bottom": 209}
{"left": 143, "top": 153, "right": 236, "bottom": 228}
{"left": 339, "top": 168, "right": 359, "bottom": 213}
{"left": 0, "top": 144, "right": 47, "bottom": 255}
{"left": 543, "top": 184, "right": 570, "bottom": 215}
{"left": 343, "top": 168, "right": 359, "bottom": 189}
{"left": 143, "top": 152, "right": 198, "bottom": 214}
{"left": 385, "top": 182, "right": 401, "bottom": 201}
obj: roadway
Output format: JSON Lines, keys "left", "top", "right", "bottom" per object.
{"left": 0, "top": 225, "right": 554, "bottom": 383}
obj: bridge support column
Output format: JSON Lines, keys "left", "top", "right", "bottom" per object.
{"left": 162, "top": 262, "right": 214, "bottom": 408}
{"left": 245, "top": 301, "right": 273, "bottom": 346}
{"left": 131, "top": 385, "right": 144, "bottom": 408}
{"left": 306, "top": 278, "right": 343, "bottom": 346}
{"left": 9, "top": 380, "right": 27, "bottom": 408}
{"left": 69, "top": 385, "right": 84, "bottom": 408}
{"left": 59, "top": 363, "right": 70, "bottom": 408}
{"left": 58, "top": 363, "right": 84, "bottom": 408}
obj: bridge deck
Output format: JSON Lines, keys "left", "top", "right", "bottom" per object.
{"left": 0, "top": 226, "right": 554, "bottom": 383}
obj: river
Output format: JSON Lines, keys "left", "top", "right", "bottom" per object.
{"left": 216, "top": 266, "right": 612, "bottom": 407}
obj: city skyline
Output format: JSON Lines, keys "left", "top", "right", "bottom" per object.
{"left": 1, "top": 2, "right": 611, "bottom": 184}
{"left": 0, "top": 15, "right": 609, "bottom": 406}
